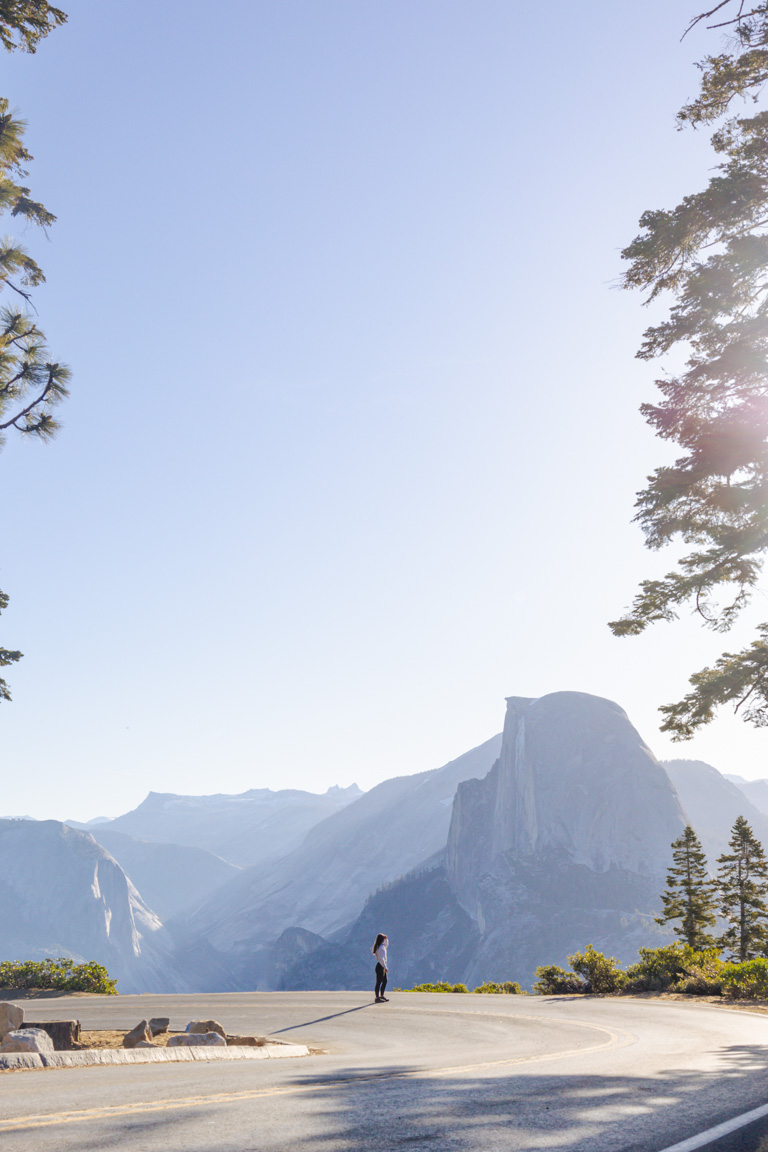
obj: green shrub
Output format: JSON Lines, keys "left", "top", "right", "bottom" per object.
{"left": 0, "top": 958, "right": 117, "bottom": 994}
{"left": 675, "top": 954, "right": 724, "bottom": 995}
{"left": 568, "top": 945, "right": 626, "bottom": 993}
{"left": 533, "top": 964, "right": 585, "bottom": 995}
{"left": 409, "top": 982, "right": 468, "bottom": 993}
{"left": 721, "top": 958, "right": 768, "bottom": 1000}
{"left": 624, "top": 944, "right": 723, "bottom": 995}
{"left": 473, "top": 981, "right": 524, "bottom": 994}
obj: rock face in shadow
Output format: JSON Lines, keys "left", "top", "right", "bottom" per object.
{"left": 258, "top": 870, "right": 479, "bottom": 993}
{"left": 0, "top": 819, "right": 179, "bottom": 993}
{"left": 439, "top": 693, "right": 686, "bottom": 986}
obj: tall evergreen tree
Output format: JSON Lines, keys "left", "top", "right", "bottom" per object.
{"left": 717, "top": 815, "right": 768, "bottom": 960}
{"left": 0, "top": 3, "right": 66, "bottom": 54}
{"left": 0, "top": 3, "right": 66, "bottom": 700}
{"left": 656, "top": 825, "right": 718, "bottom": 948}
{"left": 609, "top": 3, "right": 768, "bottom": 735}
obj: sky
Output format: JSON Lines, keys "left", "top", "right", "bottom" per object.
{"left": 2, "top": 0, "right": 767, "bottom": 821}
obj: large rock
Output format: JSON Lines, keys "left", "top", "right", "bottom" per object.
{"left": 25, "top": 1020, "right": 80, "bottom": 1051}
{"left": 168, "top": 1032, "right": 226, "bottom": 1047}
{"left": 0, "top": 1002, "right": 23, "bottom": 1039}
{"left": 123, "top": 1020, "right": 152, "bottom": 1048}
{"left": 443, "top": 692, "right": 686, "bottom": 985}
{"left": 185, "top": 1019, "right": 225, "bottom": 1038}
{"left": 0, "top": 1027, "right": 54, "bottom": 1055}
{"left": 0, "top": 818, "right": 180, "bottom": 994}
{"left": 148, "top": 1017, "right": 170, "bottom": 1036}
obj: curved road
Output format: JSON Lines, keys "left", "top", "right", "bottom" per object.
{"left": 2, "top": 991, "right": 768, "bottom": 1150}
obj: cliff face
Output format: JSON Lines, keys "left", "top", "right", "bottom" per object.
{"left": 441, "top": 693, "right": 686, "bottom": 984}
{"left": 447, "top": 692, "right": 684, "bottom": 914}
{"left": 0, "top": 819, "right": 179, "bottom": 993}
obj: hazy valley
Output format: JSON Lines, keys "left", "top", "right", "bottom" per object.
{"left": 4, "top": 691, "right": 766, "bottom": 993}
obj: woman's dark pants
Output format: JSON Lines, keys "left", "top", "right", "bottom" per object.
{"left": 375, "top": 962, "right": 387, "bottom": 999}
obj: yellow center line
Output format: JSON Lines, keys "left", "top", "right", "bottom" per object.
{"left": 0, "top": 1014, "right": 636, "bottom": 1134}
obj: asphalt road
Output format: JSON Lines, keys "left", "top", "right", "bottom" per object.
{"left": 2, "top": 991, "right": 768, "bottom": 1151}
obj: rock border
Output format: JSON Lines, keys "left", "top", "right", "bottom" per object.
{"left": 0, "top": 1041, "right": 309, "bottom": 1072}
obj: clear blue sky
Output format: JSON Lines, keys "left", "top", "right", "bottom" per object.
{"left": 3, "top": 0, "right": 764, "bottom": 820}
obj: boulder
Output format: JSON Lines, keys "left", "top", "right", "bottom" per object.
{"left": 136, "top": 1040, "right": 156, "bottom": 1048}
{"left": 226, "top": 1035, "right": 267, "bottom": 1046}
{"left": 123, "top": 1020, "right": 152, "bottom": 1048}
{"left": 168, "top": 1032, "right": 227, "bottom": 1047}
{"left": 0, "top": 1002, "right": 23, "bottom": 1039}
{"left": 148, "top": 1017, "right": 169, "bottom": 1036}
{"left": 185, "top": 1019, "right": 226, "bottom": 1038}
{"left": 25, "top": 1020, "right": 80, "bottom": 1051}
{"left": 0, "top": 1027, "right": 54, "bottom": 1055}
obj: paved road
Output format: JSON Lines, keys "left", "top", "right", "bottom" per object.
{"left": 1, "top": 991, "right": 768, "bottom": 1150}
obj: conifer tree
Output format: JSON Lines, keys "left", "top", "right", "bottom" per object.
{"left": 609, "top": 2, "right": 768, "bottom": 735}
{"left": 0, "top": 3, "right": 66, "bottom": 54}
{"left": 656, "top": 825, "right": 718, "bottom": 948}
{"left": 716, "top": 815, "right": 768, "bottom": 960}
{"left": 0, "top": 2, "right": 66, "bottom": 700}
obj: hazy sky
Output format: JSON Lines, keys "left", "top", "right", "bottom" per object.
{"left": 3, "top": 0, "right": 765, "bottom": 821}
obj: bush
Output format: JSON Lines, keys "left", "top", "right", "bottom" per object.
{"left": 568, "top": 945, "right": 626, "bottom": 993}
{"left": 0, "top": 958, "right": 117, "bottom": 994}
{"left": 473, "top": 981, "right": 524, "bottom": 995}
{"left": 721, "top": 958, "right": 768, "bottom": 1000}
{"left": 409, "top": 982, "right": 468, "bottom": 993}
{"left": 624, "top": 944, "right": 723, "bottom": 995}
{"left": 533, "top": 964, "right": 586, "bottom": 995}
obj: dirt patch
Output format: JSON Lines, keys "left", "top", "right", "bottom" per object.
{"left": 77, "top": 1030, "right": 179, "bottom": 1050}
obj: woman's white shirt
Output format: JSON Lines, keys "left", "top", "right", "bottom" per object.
{"left": 375, "top": 945, "right": 388, "bottom": 968}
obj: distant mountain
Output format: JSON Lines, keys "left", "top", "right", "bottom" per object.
{"left": 0, "top": 819, "right": 180, "bottom": 993}
{"left": 95, "top": 783, "right": 363, "bottom": 868}
{"left": 442, "top": 692, "right": 684, "bottom": 987}
{"left": 662, "top": 760, "right": 768, "bottom": 861}
{"left": 176, "top": 734, "right": 503, "bottom": 986}
{"left": 217, "top": 692, "right": 686, "bottom": 992}
{"left": 74, "top": 827, "right": 240, "bottom": 921}
{"left": 723, "top": 773, "right": 768, "bottom": 819}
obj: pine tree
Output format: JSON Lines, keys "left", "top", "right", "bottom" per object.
{"left": 0, "top": 3, "right": 66, "bottom": 54}
{"left": 0, "top": 3, "right": 67, "bottom": 701}
{"left": 609, "top": 3, "right": 768, "bottom": 735}
{"left": 656, "top": 825, "right": 718, "bottom": 948}
{"left": 717, "top": 815, "right": 768, "bottom": 961}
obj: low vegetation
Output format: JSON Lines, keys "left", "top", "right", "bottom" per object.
{"left": 473, "top": 981, "right": 524, "bottom": 995}
{"left": 0, "top": 958, "right": 118, "bottom": 994}
{"left": 408, "top": 982, "right": 469, "bottom": 993}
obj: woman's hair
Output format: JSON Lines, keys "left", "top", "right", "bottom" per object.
{"left": 372, "top": 933, "right": 386, "bottom": 954}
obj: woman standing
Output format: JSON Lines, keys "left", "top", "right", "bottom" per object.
{"left": 372, "top": 933, "right": 389, "bottom": 1002}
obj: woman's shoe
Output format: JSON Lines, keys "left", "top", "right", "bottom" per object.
{"left": 380, "top": 996, "right": 389, "bottom": 1002}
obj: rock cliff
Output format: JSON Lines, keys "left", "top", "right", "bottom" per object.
{"left": 441, "top": 693, "right": 686, "bottom": 985}
{"left": 0, "top": 819, "right": 179, "bottom": 993}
